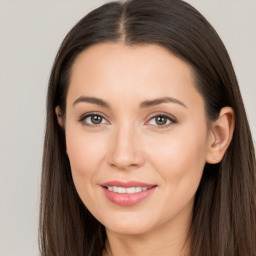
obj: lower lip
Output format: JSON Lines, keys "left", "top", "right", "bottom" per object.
{"left": 102, "top": 186, "right": 156, "bottom": 206}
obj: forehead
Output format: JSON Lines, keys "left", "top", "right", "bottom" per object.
{"left": 67, "top": 42, "right": 202, "bottom": 109}
{"left": 70, "top": 42, "right": 195, "bottom": 82}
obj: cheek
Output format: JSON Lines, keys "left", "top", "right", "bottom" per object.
{"left": 66, "top": 129, "right": 104, "bottom": 170}
{"left": 65, "top": 128, "right": 107, "bottom": 197}
{"left": 147, "top": 122, "right": 208, "bottom": 193}
{"left": 65, "top": 129, "right": 110, "bottom": 214}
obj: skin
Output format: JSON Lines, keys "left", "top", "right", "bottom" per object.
{"left": 56, "top": 43, "right": 234, "bottom": 256}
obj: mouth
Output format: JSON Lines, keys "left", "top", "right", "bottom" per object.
{"left": 101, "top": 181, "right": 157, "bottom": 206}
{"left": 104, "top": 186, "right": 150, "bottom": 194}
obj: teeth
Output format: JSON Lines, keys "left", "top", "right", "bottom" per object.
{"left": 127, "top": 187, "right": 136, "bottom": 193}
{"left": 135, "top": 187, "right": 142, "bottom": 193}
{"left": 107, "top": 186, "right": 149, "bottom": 194}
{"left": 117, "top": 187, "right": 126, "bottom": 193}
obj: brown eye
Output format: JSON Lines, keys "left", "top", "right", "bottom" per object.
{"left": 155, "top": 116, "right": 168, "bottom": 125}
{"left": 147, "top": 114, "right": 176, "bottom": 129}
{"left": 79, "top": 114, "right": 108, "bottom": 126}
{"left": 90, "top": 115, "right": 102, "bottom": 124}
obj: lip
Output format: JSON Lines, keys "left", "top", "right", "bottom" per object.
{"left": 101, "top": 180, "right": 155, "bottom": 188}
{"left": 101, "top": 180, "right": 157, "bottom": 207}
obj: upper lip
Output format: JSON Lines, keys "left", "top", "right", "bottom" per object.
{"left": 101, "top": 180, "right": 156, "bottom": 188}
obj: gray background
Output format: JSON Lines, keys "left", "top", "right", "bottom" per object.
{"left": 0, "top": 1, "right": 255, "bottom": 255}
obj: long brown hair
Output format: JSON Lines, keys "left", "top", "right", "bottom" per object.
{"left": 39, "top": 0, "right": 256, "bottom": 255}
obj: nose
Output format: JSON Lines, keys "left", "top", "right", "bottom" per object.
{"left": 107, "top": 124, "right": 145, "bottom": 170}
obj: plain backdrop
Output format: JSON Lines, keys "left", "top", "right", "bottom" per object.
{"left": 0, "top": 1, "right": 255, "bottom": 255}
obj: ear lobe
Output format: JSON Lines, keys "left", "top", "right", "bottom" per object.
{"left": 55, "top": 106, "right": 64, "bottom": 128}
{"left": 206, "top": 107, "right": 235, "bottom": 164}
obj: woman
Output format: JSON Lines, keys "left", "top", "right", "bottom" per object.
{"left": 39, "top": 0, "right": 256, "bottom": 255}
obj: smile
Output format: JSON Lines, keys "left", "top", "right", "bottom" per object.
{"left": 106, "top": 186, "right": 148, "bottom": 194}
{"left": 101, "top": 181, "right": 157, "bottom": 206}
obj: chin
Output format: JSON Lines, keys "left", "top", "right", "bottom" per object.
{"left": 106, "top": 223, "right": 152, "bottom": 236}
{"left": 100, "top": 213, "right": 156, "bottom": 236}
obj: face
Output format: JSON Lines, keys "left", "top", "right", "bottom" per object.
{"left": 61, "top": 43, "right": 212, "bottom": 236}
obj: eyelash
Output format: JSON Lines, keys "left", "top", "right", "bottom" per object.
{"left": 146, "top": 113, "right": 177, "bottom": 129}
{"left": 78, "top": 112, "right": 177, "bottom": 129}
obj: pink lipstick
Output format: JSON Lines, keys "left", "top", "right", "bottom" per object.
{"left": 101, "top": 181, "right": 157, "bottom": 206}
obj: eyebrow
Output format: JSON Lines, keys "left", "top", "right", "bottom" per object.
{"left": 139, "top": 97, "right": 187, "bottom": 108}
{"left": 73, "top": 96, "right": 110, "bottom": 108}
{"left": 73, "top": 96, "right": 187, "bottom": 109}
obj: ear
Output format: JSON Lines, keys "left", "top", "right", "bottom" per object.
{"left": 206, "top": 107, "right": 235, "bottom": 164}
{"left": 55, "top": 106, "right": 64, "bottom": 128}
